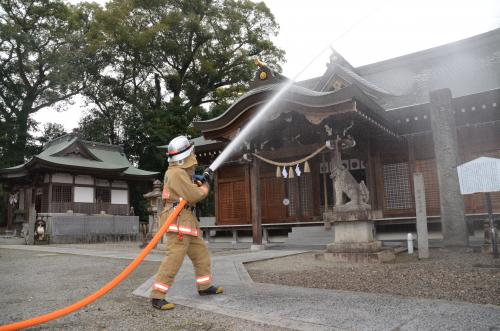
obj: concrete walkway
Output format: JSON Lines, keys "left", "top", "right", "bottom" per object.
{"left": 1, "top": 244, "right": 499, "bottom": 331}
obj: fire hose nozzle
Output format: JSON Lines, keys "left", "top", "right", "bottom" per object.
{"left": 202, "top": 168, "right": 214, "bottom": 183}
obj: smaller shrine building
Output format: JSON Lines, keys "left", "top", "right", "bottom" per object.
{"left": 0, "top": 132, "right": 158, "bottom": 234}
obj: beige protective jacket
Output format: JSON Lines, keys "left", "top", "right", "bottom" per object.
{"left": 159, "top": 165, "right": 207, "bottom": 236}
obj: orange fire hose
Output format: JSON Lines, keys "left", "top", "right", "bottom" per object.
{"left": 0, "top": 199, "right": 187, "bottom": 331}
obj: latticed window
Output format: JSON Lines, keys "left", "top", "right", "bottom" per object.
{"left": 286, "top": 174, "right": 313, "bottom": 218}
{"left": 299, "top": 174, "right": 313, "bottom": 216}
{"left": 96, "top": 187, "right": 111, "bottom": 203}
{"left": 287, "top": 178, "right": 299, "bottom": 217}
{"left": 218, "top": 181, "right": 248, "bottom": 223}
{"left": 52, "top": 185, "right": 72, "bottom": 203}
{"left": 383, "top": 162, "right": 413, "bottom": 209}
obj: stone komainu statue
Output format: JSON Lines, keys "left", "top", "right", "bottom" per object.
{"left": 329, "top": 132, "right": 370, "bottom": 211}
{"left": 331, "top": 164, "right": 370, "bottom": 210}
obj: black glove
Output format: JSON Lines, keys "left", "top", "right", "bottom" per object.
{"left": 202, "top": 168, "right": 214, "bottom": 183}
{"left": 193, "top": 174, "right": 204, "bottom": 183}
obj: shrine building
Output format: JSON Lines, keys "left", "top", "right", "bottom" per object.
{"left": 0, "top": 132, "right": 158, "bottom": 242}
{"left": 192, "top": 28, "right": 500, "bottom": 242}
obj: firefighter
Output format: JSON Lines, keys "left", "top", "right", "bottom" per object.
{"left": 150, "top": 135, "right": 223, "bottom": 310}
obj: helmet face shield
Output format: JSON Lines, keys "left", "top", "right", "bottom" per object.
{"left": 167, "top": 136, "right": 194, "bottom": 162}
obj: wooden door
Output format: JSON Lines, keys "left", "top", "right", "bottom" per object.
{"left": 216, "top": 165, "right": 250, "bottom": 225}
{"left": 260, "top": 174, "right": 286, "bottom": 222}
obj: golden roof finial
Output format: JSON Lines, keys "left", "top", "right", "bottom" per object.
{"left": 254, "top": 58, "right": 266, "bottom": 68}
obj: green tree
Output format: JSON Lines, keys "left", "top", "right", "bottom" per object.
{"left": 77, "top": 0, "right": 284, "bottom": 219}
{"left": 0, "top": 0, "right": 90, "bottom": 167}
{"left": 80, "top": 0, "right": 284, "bottom": 170}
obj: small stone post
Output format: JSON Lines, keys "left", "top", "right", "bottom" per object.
{"left": 413, "top": 173, "right": 429, "bottom": 258}
{"left": 26, "top": 204, "right": 36, "bottom": 245}
{"left": 429, "top": 88, "right": 468, "bottom": 247}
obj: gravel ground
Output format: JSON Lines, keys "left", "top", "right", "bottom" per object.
{"left": 0, "top": 248, "right": 290, "bottom": 331}
{"left": 245, "top": 248, "right": 500, "bottom": 306}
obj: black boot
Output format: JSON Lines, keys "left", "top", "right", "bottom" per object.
{"left": 198, "top": 285, "right": 223, "bottom": 296}
{"left": 151, "top": 298, "right": 175, "bottom": 310}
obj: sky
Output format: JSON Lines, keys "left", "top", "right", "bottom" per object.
{"left": 33, "top": 0, "right": 500, "bottom": 132}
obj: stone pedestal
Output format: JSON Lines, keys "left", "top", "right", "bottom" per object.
{"left": 319, "top": 210, "right": 395, "bottom": 263}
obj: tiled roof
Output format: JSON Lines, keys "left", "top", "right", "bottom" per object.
{"left": 193, "top": 28, "right": 500, "bottom": 136}
{"left": 0, "top": 133, "right": 158, "bottom": 178}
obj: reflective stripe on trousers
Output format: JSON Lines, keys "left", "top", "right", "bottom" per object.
{"left": 153, "top": 281, "right": 170, "bottom": 293}
{"left": 196, "top": 275, "right": 211, "bottom": 284}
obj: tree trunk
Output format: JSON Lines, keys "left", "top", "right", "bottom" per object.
{"left": 8, "top": 107, "right": 31, "bottom": 166}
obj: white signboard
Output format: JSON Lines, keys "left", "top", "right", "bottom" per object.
{"left": 74, "top": 187, "right": 94, "bottom": 203}
{"left": 457, "top": 157, "right": 500, "bottom": 194}
{"left": 111, "top": 189, "right": 128, "bottom": 204}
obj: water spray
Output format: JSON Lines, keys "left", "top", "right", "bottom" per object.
{"left": 203, "top": 3, "right": 385, "bottom": 176}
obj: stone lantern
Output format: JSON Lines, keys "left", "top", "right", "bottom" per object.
{"left": 143, "top": 179, "right": 165, "bottom": 249}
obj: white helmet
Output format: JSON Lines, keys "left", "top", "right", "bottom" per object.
{"left": 167, "top": 136, "right": 194, "bottom": 163}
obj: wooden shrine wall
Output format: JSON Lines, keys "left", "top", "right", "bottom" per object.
{"left": 379, "top": 125, "right": 500, "bottom": 217}
{"left": 215, "top": 161, "right": 318, "bottom": 225}
{"left": 214, "top": 125, "right": 499, "bottom": 225}
{"left": 216, "top": 165, "right": 250, "bottom": 225}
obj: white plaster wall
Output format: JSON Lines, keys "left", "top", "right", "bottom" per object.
{"left": 74, "top": 187, "right": 94, "bottom": 203}
{"left": 111, "top": 189, "right": 128, "bottom": 204}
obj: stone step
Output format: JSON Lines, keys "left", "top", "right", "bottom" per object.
{"left": 285, "top": 226, "right": 334, "bottom": 246}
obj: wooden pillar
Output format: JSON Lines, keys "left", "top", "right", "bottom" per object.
{"left": 366, "top": 138, "right": 376, "bottom": 208}
{"left": 48, "top": 174, "right": 53, "bottom": 213}
{"left": 7, "top": 196, "right": 13, "bottom": 229}
{"left": 25, "top": 188, "right": 32, "bottom": 215}
{"left": 429, "top": 88, "right": 468, "bottom": 246}
{"left": 407, "top": 136, "right": 416, "bottom": 210}
{"left": 250, "top": 157, "right": 262, "bottom": 248}
{"left": 213, "top": 171, "right": 219, "bottom": 223}
{"left": 372, "top": 141, "right": 385, "bottom": 211}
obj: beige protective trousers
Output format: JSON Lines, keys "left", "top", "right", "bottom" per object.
{"left": 150, "top": 210, "right": 212, "bottom": 299}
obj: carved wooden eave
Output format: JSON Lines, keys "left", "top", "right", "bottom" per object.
{"left": 51, "top": 140, "right": 101, "bottom": 161}
{"left": 315, "top": 61, "right": 394, "bottom": 96}
{"left": 193, "top": 82, "right": 400, "bottom": 141}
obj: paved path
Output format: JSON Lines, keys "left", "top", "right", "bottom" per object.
{"left": 2, "top": 245, "right": 499, "bottom": 331}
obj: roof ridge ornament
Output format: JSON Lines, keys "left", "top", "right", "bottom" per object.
{"left": 328, "top": 49, "right": 355, "bottom": 72}
{"left": 249, "top": 58, "right": 287, "bottom": 89}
